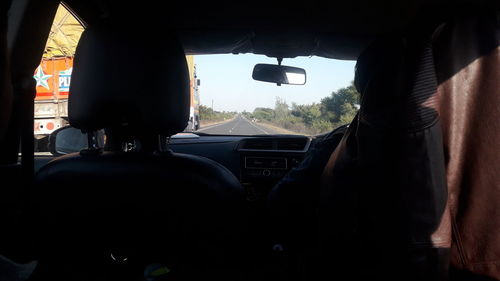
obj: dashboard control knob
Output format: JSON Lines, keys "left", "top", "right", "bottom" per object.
{"left": 262, "top": 169, "right": 271, "bottom": 176}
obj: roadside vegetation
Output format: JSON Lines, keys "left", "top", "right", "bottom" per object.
{"left": 243, "top": 82, "right": 360, "bottom": 135}
{"left": 199, "top": 105, "right": 236, "bottom": 123}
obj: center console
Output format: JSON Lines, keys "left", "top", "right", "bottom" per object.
{"left": 237, "top": 136, "right": 311, "bottom": 200}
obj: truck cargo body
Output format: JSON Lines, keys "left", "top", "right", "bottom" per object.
{"left": 34, "top": 57, "right": 73, "bottom": 138}
{"left": 185, "top": 56, "right": 201, "bottom": 132}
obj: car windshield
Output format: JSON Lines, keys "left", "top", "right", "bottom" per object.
{"left": 189, "top": 54, "right": 359, "bottom": 136}
{"left": 33, "top": 4, "right": 360, "bottom": 155}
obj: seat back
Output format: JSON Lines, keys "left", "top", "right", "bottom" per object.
{"left": 433, "top": 11, "right": 500, "bottom": 280}
{"left": 31, "top": 23, "right": 249, "bottom": 281}
{"left": 317, "top": 9, "right": 499, "bottom": 281}
{"left": 317, "top": 34, "right": 449, "bottom": 281}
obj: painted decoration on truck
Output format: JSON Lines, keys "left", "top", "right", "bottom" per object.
{"left": 58, "top": 67, "right": 72, "bottom": 92}
{"left": 34, "top": 57, "right": 74, "bottom": 100}
{"left": 33, "top": 66, "right": 52, "bottom": 90}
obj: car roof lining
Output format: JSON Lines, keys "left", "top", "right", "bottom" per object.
{"left": 61, "top": 0, "right": 493, "bottom": 60}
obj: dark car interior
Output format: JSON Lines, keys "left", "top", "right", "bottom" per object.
{"left": 1, "top": 0, "right": 499, "bottom": 281}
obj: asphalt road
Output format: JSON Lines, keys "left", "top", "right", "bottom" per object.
{"left": 196, "top": 115, "right": 282, "bottom": 135}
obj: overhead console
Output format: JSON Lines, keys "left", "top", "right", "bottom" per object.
{"left": 237, "top": 136, "right": 311, "bottom": 201}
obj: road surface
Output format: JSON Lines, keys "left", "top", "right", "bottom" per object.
{"left": 196, "top": 115, "right": 283, "bottom": 135}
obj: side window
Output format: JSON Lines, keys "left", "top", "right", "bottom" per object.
{"left": 33, "top": 4, "right": 83, "bottom": 153}
{"left": 33, "top": 6, "right": 199, "bottom": 154}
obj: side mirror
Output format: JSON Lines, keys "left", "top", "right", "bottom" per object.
{"left": 49, "top": 126, "right": 104, "bottom": 156}
{"left": 252, "top": 64, "right": 306, "bottom": 85}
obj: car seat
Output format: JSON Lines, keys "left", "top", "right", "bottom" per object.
{"left": 31, "top": 23, "right": 250, "bottom": 281}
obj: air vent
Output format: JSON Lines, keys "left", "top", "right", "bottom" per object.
{"left": 276, "top": 138, "right": 308, "bottom": 151}
{"left": 239, "top": 137, "right": 311, "bottom": 152}
{"left": 242, "top": 139, "right": 274, "bottom": 150}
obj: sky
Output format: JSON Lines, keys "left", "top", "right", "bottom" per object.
{"left": 194, "top": 54, "right": 356, "bottom": 113}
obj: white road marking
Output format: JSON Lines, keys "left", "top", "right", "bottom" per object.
{"left": 229, "top": 119, "right": 241, "bottom": 133}
{"left": 196, "top": 115, "right": 270, "bottom": 135}
{"left": 244, "top": 118, "right": 269, "bottom": 134}
{"left": 196, "top": 120, "right": 232, "bottom": 132}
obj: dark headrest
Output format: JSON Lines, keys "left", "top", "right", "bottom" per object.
{"left": 354, "top": 35, "right": 438, "bottom": 130}
{"left": 354, "top": 37, "right": 404, "bottom": 95}
{"left": 68, "top": 24, "right": 190, "bottom": 137}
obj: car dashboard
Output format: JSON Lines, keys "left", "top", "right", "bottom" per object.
{"left": 169, "top": 133, "right": 311, "bottom": 201}
{"left": 34, "top": 133, "right": 313, "bottom": 201}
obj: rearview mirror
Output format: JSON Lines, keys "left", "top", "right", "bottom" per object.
{"left": 252, "top": 64, "right": 306, "bottom": 85}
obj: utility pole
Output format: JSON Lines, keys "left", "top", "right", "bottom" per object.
{"left": 211, "top": 99, "right": 214, "bottom": 111}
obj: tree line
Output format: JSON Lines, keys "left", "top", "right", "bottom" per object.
{"left": 199, "top": 105, "right": 236, "bottom": 123}
{"left": 243, "top": 82, "right": 360, "bottom": 135}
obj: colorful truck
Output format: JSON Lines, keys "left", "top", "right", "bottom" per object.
{"left": 34, "top": 4, "right": 200, "bottom": 150}
{"left": 185, "top": 56, "right": 201, "bottom": 131}
{"left": 33, "top": 4, "right": 81, "bottom": 150}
